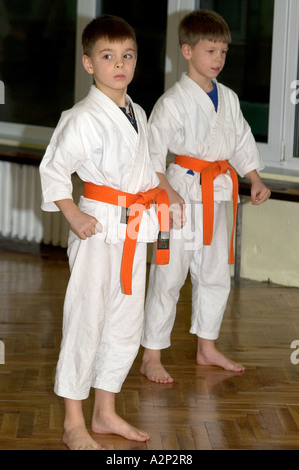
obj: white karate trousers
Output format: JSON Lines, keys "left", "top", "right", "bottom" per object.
{"left": 142, "top": 199, "right": 231, "bottom": 349}
{"left": 55, "top": 233, "right": 147, "bottom": 400}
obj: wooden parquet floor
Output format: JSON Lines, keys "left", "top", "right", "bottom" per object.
{"left": 1, "top": 243, "right": 299, "bottom": 450}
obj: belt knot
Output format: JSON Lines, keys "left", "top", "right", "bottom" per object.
{"left": 175, "top": 155, "right": 238, "bottom": 265}
{"left": 83, "top": 183, "right": 170, "bottom": 295}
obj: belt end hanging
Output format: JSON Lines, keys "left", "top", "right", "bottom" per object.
{"left": 156, "top": 231, "right": 170, "bottom": 265}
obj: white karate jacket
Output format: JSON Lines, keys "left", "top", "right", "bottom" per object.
{"left": 40, "top": 85, "right": 160, "bottom": 243}
{"left": 148, "top": 73, "right": 264, "bottom": 202}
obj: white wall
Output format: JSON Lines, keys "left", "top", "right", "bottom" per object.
{"left": 229, "top": 173, "right": 299, "bottom": 287}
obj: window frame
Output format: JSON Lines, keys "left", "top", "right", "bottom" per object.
{"left": 0, "top": 0, "right": 298, "bottom": 177}
{"left": 259, "top": 0, "right": 299, "bottom": 172}
{"left": 168, "top": 0, "right": 299, "bottom": 174}
{"left": 280, "top": 0, "right": 299, "bottom": 169}
{"left": 0, "top": 0, "right": 96, "bottom": 149}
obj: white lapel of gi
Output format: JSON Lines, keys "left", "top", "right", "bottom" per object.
{"left": 181, "top": 73, "right": 216, "bottom": 121}
{"left": 181, "top": 74, "right": 226, "bottom": 160}
{"left": 125, "top": 96, "right": 147, "bottom": 194}
{"left": 206, "top": 80, "right": 227, "bottom": 159}
{"left": 87, "top": 86, "right": 145, "bottom": 193}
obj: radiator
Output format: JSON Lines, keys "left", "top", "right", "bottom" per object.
{"left": 0, "top": 161, "right": 80, "bottom": 248}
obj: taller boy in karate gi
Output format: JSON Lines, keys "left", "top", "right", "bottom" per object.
{"left": 40, "top": 15, "right": 169, "bottom": 450}
{"left": 141, "top": 10, "right": 271, "bottom": 384}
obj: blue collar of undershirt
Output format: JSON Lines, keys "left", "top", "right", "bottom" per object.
{"left": 207, "top": 81, "right": 218, "bottom": 112}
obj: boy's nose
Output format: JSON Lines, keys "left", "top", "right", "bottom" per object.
{"left": 116, "top": 60, "right": 124, "bottom": 68}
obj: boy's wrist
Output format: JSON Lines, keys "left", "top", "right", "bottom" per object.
{"left": 244, "top": 170, "right": 261, "bottom": 184}
{"left": 55, "top": 199, "right": 80, "bottom": 224}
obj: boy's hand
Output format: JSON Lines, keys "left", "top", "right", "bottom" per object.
{"left": 250, "top": 180, "right": 271, "bottom": 205}
{"left": 157, "top": 172, "right": 186, "bottom": 229}
{"left": 54, "top": 199, "right": 102, "bottom": 240}
{"left": 168, "top": 188, "right": 186, "bottom": 229}
{"left": 245, "top": 170, "right": 271, "bottom": 205}
{"left": 69, "top": 210, "right": 102, "bottom": 240}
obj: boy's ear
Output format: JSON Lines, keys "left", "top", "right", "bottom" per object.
{"left": 181, "top": 44, "right": 192, "bottom": 60}
{"left": 82, "top": 55, "right": 94, "bottom": 75}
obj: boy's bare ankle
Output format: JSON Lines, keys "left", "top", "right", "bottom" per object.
{"left": 140, "top": 350, "right": 173, "bottom": 384}
{"left": 196, "top": 339, "right": 245, "bottom": 372}
{"left": 142, "top": 348, "right": 161, "bottom": 364}
{"left": 64, "top": 416, "right": 85, "bottom": 434}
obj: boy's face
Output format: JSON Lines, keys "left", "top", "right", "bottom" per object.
{"left": 83, "top": 38, "right": 137, "bottom": 104}
{"left": 182, "top": 39, "right": 228, "bottom": 89}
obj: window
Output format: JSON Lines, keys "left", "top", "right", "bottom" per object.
{"left": 98, "top": 0, "right": 168, "bottom": 117}
{"left": 199, "top": 0, "right": 299, "bottom": 171}
{"left": 0, "top": 0, "right": 77, "bottom": 129}
{"left": 201, "top": 0, "right": 274, "bottom": 144}
{"left": 0, "top": 0, "right": 298, "bottom": 174}
{"left": 0, "top": 0, "right": 168, "bottom": 146}
{"left": 293, "top": 45, "right": 299, "bottom": 157}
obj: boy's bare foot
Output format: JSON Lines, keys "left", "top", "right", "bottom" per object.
{"left": 63, "top": 425, "right": 105, "bottom": 450}
{"left": 140, "top": 359, "right": 174, "bottom": 384}
{"left": 197, "top": 339, "right": 245, "bottom": 372}
{"left": 140, "top": 349, "right": 174, "bottom": 384}
{"left": 92, "top": 412, "right": 150, "bottom": 442}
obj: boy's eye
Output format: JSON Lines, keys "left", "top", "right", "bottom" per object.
{"left": 207, "top": 49, "right": 228, "bottom": 55}
{"left": 124, "top": 52, "right": 136, "bottom": 60}
{"left": 103, "top": 54, "right": 112, "bottom": 59}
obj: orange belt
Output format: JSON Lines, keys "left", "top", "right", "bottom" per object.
{"left": 83, "top": 182, "right": 170, "bottom": 295}
{"left": 175, "top": 155, "right": 238, "bottom": 265}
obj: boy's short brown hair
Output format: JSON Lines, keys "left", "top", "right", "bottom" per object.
{"left": 82, "top": 14, "right": 137, "bottom": 57}
{"left": 179, "top": 10, "right": 231, "bottom": 47}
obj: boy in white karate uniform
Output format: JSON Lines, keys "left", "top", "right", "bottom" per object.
{"left": 40, "top": 15, "right": 169, "bottom": 450}
{"left": 141, "top": 10, "right": 271, "bottom": 383}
